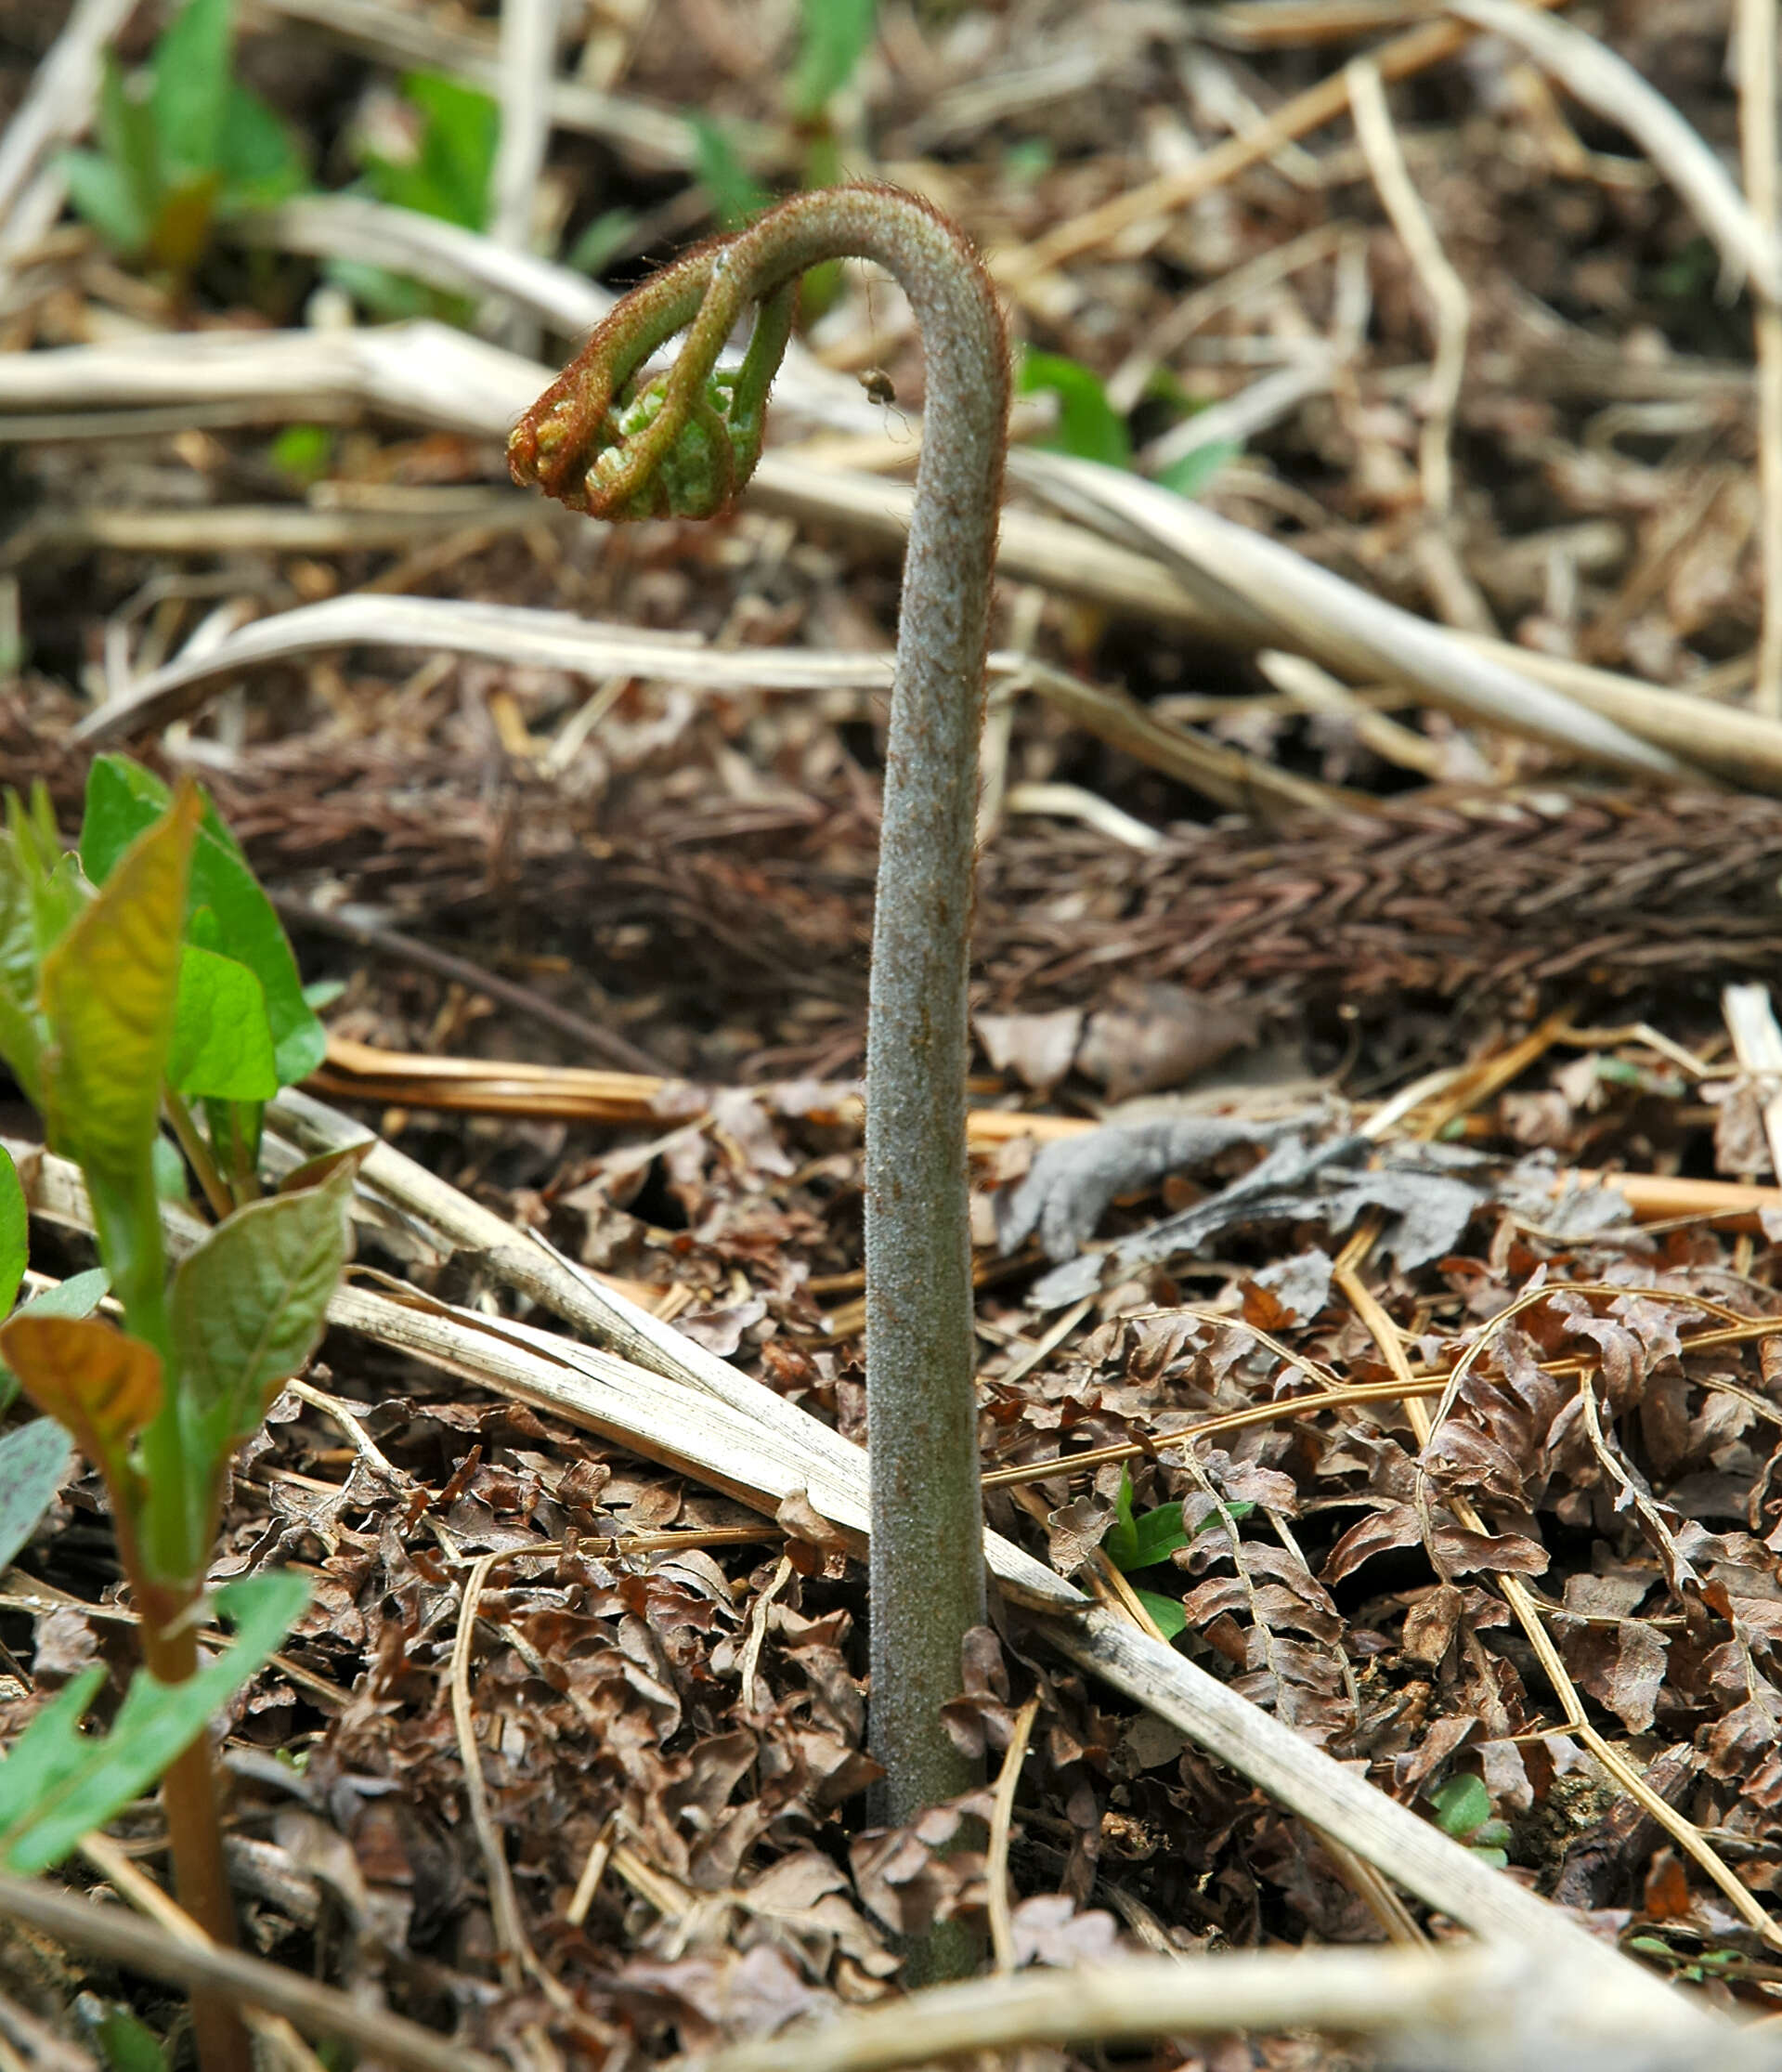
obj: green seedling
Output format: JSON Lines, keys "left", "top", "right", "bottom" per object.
{"left": 0, "top": 764, "right": 353, "bottom": 2072}
{"left": 1019, "top": 345, "right": 1241, "bottom": 497}
{"left": 59, "top": 0, "right": 306, "bottom": 282}
{"left": 693, "top": 0, "right": 875, "bottom": 320}
{"left": 1103, "top": 1468, "right": 1254, "bottom": 1640}
{"left": 1427, "top": 1771, "right": 1514, "bottom": 1869}
{"left": 333, "top": 70, "right": 499, "bottom": 319}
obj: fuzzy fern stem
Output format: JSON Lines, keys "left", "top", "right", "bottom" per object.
{"left": 510, "top": 185, "right": 1009, "bottom": 1877}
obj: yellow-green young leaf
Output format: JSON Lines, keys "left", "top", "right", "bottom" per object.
{"left": 42, "top": 786, "right": 200, "bottom": 1349}
{"left": 169, "top": 1155, "right": 357, "bottom": 1466}
{"left": 41, "top": 786, "right": 200, "bottom": 1184}
{"left": 0, "top": 1314, "right": 161, "bottom": 1495}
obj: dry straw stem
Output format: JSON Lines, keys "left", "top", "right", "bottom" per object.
{"left": 71, "top": 594, "right": 1352, "bottom": 820}
{"left": 685, "top": 1944, "right": 1770, "bottom": 2072}
{"left": 1738, "top": 0, "right": 1782, "bottom": 717}
{"left": 230, "top": 193, "right": 613, "bottom": 333}
{"left": 1346, "top": 55, "right": 1469, "bottom": 520}
{"left": 1008, "top": 449, "right": 1689, "bottom": 782}
{"left": 12, "top": 323, "right": 1782, "bottom": 788}
{"left": 0, "top": 1872, "right": 499, "bottom": 2072}
{"left": 488, "top": 0, "right": 559, "bottom": 261}
{"left": 0, "top": 0, "right": 136, "bottom": 267}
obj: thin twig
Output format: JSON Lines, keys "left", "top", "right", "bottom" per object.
{"left": 1346, "top": 57, "right": 1469, "bottom": 520}
{"left": 1739, "top": 0, "right": 1782, "bottom": 715}
{"left": 0, "top": 1872, "right": 501, "bottom": 2072}
{"left": 689, "top": 1943, "right": 1744, "bottom": 2072}
{"left": 984, "top": 1696, "right": 1038, "bottom": 1972}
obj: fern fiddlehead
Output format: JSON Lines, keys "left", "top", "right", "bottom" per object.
{"left": 512, "top": 189, "right": 1009, "bottom": 1951}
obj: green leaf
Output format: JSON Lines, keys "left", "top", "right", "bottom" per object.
{"left": 82, "top": 759, "right": 325, "bottom": 1088}
{"left": 789, "top": 0, "right": 875, "bottom": 117}
{"left": 1429, "top": 1772, "right": 1492, "bottom": 1840}
{"left": 691, "top": 117, "right": 768, "bottom": 231}
{"left": 42, "top": 787, "right": 201, "bottom": 1349}
{"left": 1157, "top": 438, "right": 1240, "bottom": 501}
{"left": 169, "top": 1153, "right": 358, "bottom": 1469}
{"left": 150, "top": 0, "right": 232, "bottom": 184}
{"left": 82, "top": 2000, "right": 169, "bottom": 2072}
{"left": 97, "top": 54, "right": 161, "bottom": 225}
{"left": 169, "top": 945, "right": 277, "bottom": 1102}
{"left": 565, "top": 207, "right": 638, "bottom": 277}
{"left": 267, "top": 424, "right": 332, "bottom": 483}
{"left": 7, "top": 787, "right": 89, "bottom": 964}
{"left": 0, "top": 1570, "right": 308, "bottom": 1875}
{"left": 0, "top": 1147, "right": 24, "bottom": 1318}
{"left": 361, "top": 72, "right": 498, "bottom": 230}
{"left": 0, "top": 1419, "right": 72, "bottom": 1574}
{"left": 215, "top": 82, "right": 306, "bottom": 206}
{"left": 1134, "top": 1588, "right": 1188, "bottom": 1639}
{"left": 58, "top": 149, "right": 150, "bottom": 255}
{"left": 1018, "top": 349, "right": 1131, "bottom": 469}
{"left": 10, "top": 1269, "right": 108, "bottom": 1323}
{"left": 1112, "top": 1500, "right": 1191, "bottom": 1572}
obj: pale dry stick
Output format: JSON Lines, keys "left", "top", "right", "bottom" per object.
{"left": 0, "top": 0, "right": 136, "bottom": 270}
{"left": 234, "top": 192, "right": 612, "bottom": 333}
{"left": 79, "top": 1835, "right": 327, "bottom": 2072}
{"left": 0, "top": 1873, "right": 500, "bottom": 2072}
{"left": 1107, "top": 220, "right": 1357, "bottom": 413}
{"left": 990, "top": 0, "right": 1567, "bottom": 291}
{"left": 984, "top": 1696, "right": 1039, "bottom": 1973}
{"left": 689, "top": 1943, "right": 1749, "bottom": 2072}
{"left": 1738, "top": 0, "right": 1782, "bottom": 716}
{"left": 1255, "top": 649, "right": 1453, "bottom": 778}
{"left": 1138, "top": 353, "right": 1338, "bottom": 480}
{"left": 68, "top": 593, "right": 1357, "bottom": 820}
{"left": 564, "top": 1814, "right": 618, "bottom": 1930}
{"left": 1346, "top": 1264, "right": 1782, "bottom": 1949}
{"left": 1346, "top": 57, "right": 1468, "bottom": 520}
{"left": 1722, "top": 983, "right": 1782, "bottom": 1186}
{"left": 1448, "top": 0, "right": 1782, "bottom": 303}
{"left": 487, "top": 0, "right": 561, "bottom": 355}
{"left": 283, "top": 1375, "right": 408, "bottom": 1485}
{"left": 490, "top": 0, "right": 560, "bottom": 254}
{"left": 1009, "top": 448, "right": 1688, "bottom": 781}
{"left": 450, "top": 1555, "right": 530, "bottom": 1994}
{"left": 1001, "top": 781, "right": 1164, "bottom": 850}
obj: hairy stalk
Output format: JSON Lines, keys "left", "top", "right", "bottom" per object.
{"left": 511, "top": 186, "right": 1009, "bottom": 1898}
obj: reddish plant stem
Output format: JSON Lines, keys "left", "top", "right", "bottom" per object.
{"left": 138, "top": 1584, "right": 252, "bottom": 2072}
